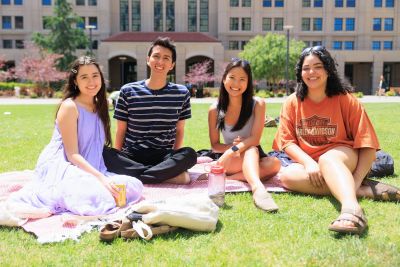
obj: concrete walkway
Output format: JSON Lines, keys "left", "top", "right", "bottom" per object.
{"left": 0, "top": 95, "right": 399, "bottom": 105}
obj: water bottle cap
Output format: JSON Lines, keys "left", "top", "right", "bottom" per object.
{"left": 210, "top": 165, "right": 224, "bottom": 174}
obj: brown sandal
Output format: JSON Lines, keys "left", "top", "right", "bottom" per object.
{"left": 362, "top": 178, "right": 400, "bottom": 202}
{"left": 328, "top": 208, "right": 368, "bottom": 235}
{"left": 121, "top": 220, "right": 178, "bottom": 240}
{"left": 99, "top": 218, "right": 132, "bottom": 242}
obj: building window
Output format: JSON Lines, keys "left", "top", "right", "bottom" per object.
{"left": 131, "top": 0, "right": 141, "bottom": 31}
{"left": 1, "top": 0, "right": 11, "bottom": 4}
{"left": 2, "top": 16, "right": 12, "bottom": 29}
{"left": 92, "top": 40, "right": 98, "bottom": 50}
{"left": 383, "top": 41, "right": 392, "bottom": 50}
{"left": 120, "top": 0, "right": 128, "bottom": 31}
{"left": 262, "top": 0, "right": 272, "bottom": 7}
{"left": 15, "top": 40, "right": 24, "bottom": 49}
{"left": 229, "top": 41, "right": 239, "bottom": 50}
{"left": 374, "top": 0, "right": 382, "bottom": 7}
{"left": 333, "top": 41, "right": 342, "bottom": 50}
{"left": 154, "top": 0, "right": 163, "bottom": 31}
{"left": 242, "top": 0, "right": 251, "bottom": 7}
{"left": 262, "top": 17, "right": 271, "bottom": 31}
{"left": 303, "top": 0, "right": 311, "bottom": 7}
{"left": 313, "top": 18, "right": 322, "bottom": 31}
{"left": 199, "top": 0, "right": 208, "bottom": 32}
{"left": 42, "top": 16, "right": 51, "bottom": 29}
{"left": 372, "top": 41, "right": 381, "bottom": 50}
{"left": 42, "top": 0, "right": 51, "bottom": 5}
{"left": 386, "top": 0, "right": 394, "bottom": 7}
{"left": 312, "top": 41, "right": 322, "bottom": 46}
{"left": 373, "top": 18, "right": 381, "bottom": 31}
{"left": 230, "top": 17, "right": 239, "bottom": 31}
{"left": 334, "top": 18, "right": 343, "bottom": 31}
{"left": 76, "top": 16, "right": 85, "bottom": 29}
{"left": 3, "top": 40, "right": 12, "bottom": 48}
{"left": 384, "top": 18, "right": 393, "bottom": 31}
{"left": 241, "top": 40, "right": 248, "bottom": 49}
{"left": 230, "top": 0, "right": 239, "bottom": 7}
{"left": 347, "top": 0, "right": 355, "bottom": 7}
{"left": 314, "top": 0, "right": 323, "bottom": 7}
{"left": 242, "top": 17, "right": 251, "bottom": 31}
{"left": 14, "top": 0, "right": 23, "bottom": 5}
{"left": 88, "top": 0, "right": 96, "bottom": 6}
{"left": 346, "top": 18, "right": 355, "bottom": 31}
{"left": 335, "top": 0, "right": 343, "bottom": 7}
{"left": 166, "top": 0, "right": 175, "bottom": 32}
{"left": 302, "top": 18, "right": 311, "bottom": 31}
{"left": 76, "top": 0, "right": 84, "bottom": 5}
{"left": 274, "top": 17, "right": 283, "bottom": 31}
{"left": 88, "top": 17, "right": 97, "bottom": 29}
{"left": 275, "top": 0, "right": 284, "bottom": 7}
{"left": 14, "top": 16, "right": 23, "bottom": 29}
{"left": 188, "top": 0, "right": 197, "bottom": 32}
{"left": 344, "top": 41, "right": 354, "bottom": 50}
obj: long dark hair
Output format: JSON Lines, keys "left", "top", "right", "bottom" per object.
{"left": 57, "top": 56, "right": 112, "bottom": 146}
{"left": 295, "top": 46, "right": 353, "bottom": 101}
{"left": 217, "top": 59, "right": 254, "bottom": 131}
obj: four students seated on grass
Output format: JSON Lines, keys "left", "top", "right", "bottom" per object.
{"left": 7, "top": 37, "right": 399, "bottom": 235}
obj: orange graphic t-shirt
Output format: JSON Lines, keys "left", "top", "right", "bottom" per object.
{"left": 273, "top": 93, "right": 380, "bottom": 160}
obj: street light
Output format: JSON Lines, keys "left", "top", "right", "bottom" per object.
{"left": 119, "top": 56, "right": 127, "bottom": 86}
{"left": 283, "top": 25, "right": 293, "bottom": 96}
{"left": 85, "top": 25, "right": 96, "bottom": 56}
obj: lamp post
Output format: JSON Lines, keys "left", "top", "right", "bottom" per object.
{"left": 119, "top": 56, "right": 127, "bottom": 86}
{"left": 283, "top": 25, "right": 293, "bottom": 96}
{"left": 85, "top": 25, "right": 96, "bottom": 56}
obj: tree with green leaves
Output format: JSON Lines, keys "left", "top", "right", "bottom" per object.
{"left": 239, "top": 33, "right": 305, "bottom": 84}
{"left": 32, "top": 0, "right": 88, "bottom": 71}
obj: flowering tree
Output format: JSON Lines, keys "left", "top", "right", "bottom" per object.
{"left": 183, "top": 60, "right": 215, "bottom": 97}
{"left": 14, "top": 43, "right": 67, "bottom": 96}
{"left": 0, "top": 55, "right": 11, "bottom": 82}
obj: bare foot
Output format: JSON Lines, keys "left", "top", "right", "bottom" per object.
{"left": 164, "top": 172, "right": 191, "bottom": 184}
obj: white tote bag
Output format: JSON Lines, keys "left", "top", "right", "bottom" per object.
{"left": 126, "top": 193, "right": 219, "bottom": 232}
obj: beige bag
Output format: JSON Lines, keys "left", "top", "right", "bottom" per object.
{"left": 126, "top": 193, "right": 219, "bottom": 232}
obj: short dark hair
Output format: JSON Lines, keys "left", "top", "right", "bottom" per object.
{"left": 147, "top": 37, "right": 177, "bottom": 63}
{"left": 295, "top": 46, "right": 353, "bottom": 101}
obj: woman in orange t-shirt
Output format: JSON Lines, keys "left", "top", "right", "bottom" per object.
{"left": 273, "top": 46, "right": 399, "bottom": 235}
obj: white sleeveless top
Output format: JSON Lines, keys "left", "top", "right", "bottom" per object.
{"left": 220, "top": 100, "right": 256, "bottom": 144}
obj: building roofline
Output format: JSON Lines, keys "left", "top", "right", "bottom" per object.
{"left": 102, "top": 32, "right": 221, "bottom": 43}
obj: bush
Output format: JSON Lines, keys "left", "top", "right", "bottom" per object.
{"left": 210, "top": 90, "right": 219, "bottom": 97}
{"left": 386, "top": 91, "right": 396, "bottom": 96}
{"left": 352, "top": 92, "right": 364, "bottom": 98}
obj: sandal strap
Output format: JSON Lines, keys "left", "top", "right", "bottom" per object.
{"left": 131, "top": 220, "right": 153, "bottom": 240}
{"left": 362, "top": 178, "right": 400, "bottom": 201}
{"left": 335, "top": 208, "right": 367, "bottom": 228}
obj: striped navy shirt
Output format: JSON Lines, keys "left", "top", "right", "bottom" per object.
{"left": 114, "top": 80, "right": 191, "bottom": 152}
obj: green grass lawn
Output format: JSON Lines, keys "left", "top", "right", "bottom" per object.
{"left": 0, "top": 103, "right": 399, "bottom": 266}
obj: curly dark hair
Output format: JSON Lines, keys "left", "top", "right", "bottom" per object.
{"left": 57, "top": 56, "right": 112, "bottom": 147}
{"left": 217, "top": 58, "right": 254, "bottom": 131}
{"left": 295, "top": 46, "right": 353, "bottom": 101}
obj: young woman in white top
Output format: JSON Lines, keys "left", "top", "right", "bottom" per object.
{"left": 208, "top": 58, "right": 281, "bottom": 212}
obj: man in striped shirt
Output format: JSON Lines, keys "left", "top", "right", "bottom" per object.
{"left": 103, "top": 37, "right": 197, "bottom": 184}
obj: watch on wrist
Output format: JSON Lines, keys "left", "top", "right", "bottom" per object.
{"left": 231, "top": 145, "right": 239, "bottom": 152}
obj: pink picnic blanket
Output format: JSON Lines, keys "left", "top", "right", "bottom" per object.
{"left": 0, "top": 166, "right": 286, "bottom": 243}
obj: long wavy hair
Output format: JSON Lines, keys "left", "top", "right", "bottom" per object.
{"left": 57, "top": 56, "right": 112, "bottom": 146}
{"left": 295, "top": 46, "right": 353, "bottom": 101}
{"left": 217, "top": 59, "right": 254, "bottom": 131}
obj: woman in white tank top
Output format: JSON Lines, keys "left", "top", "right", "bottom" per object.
{"left": 208, "top": 58, "right": 281, "bottom": 212}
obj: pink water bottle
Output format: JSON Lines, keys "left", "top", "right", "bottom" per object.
{"left": 208, "top": 165, "right": 225, "bottom": 207}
